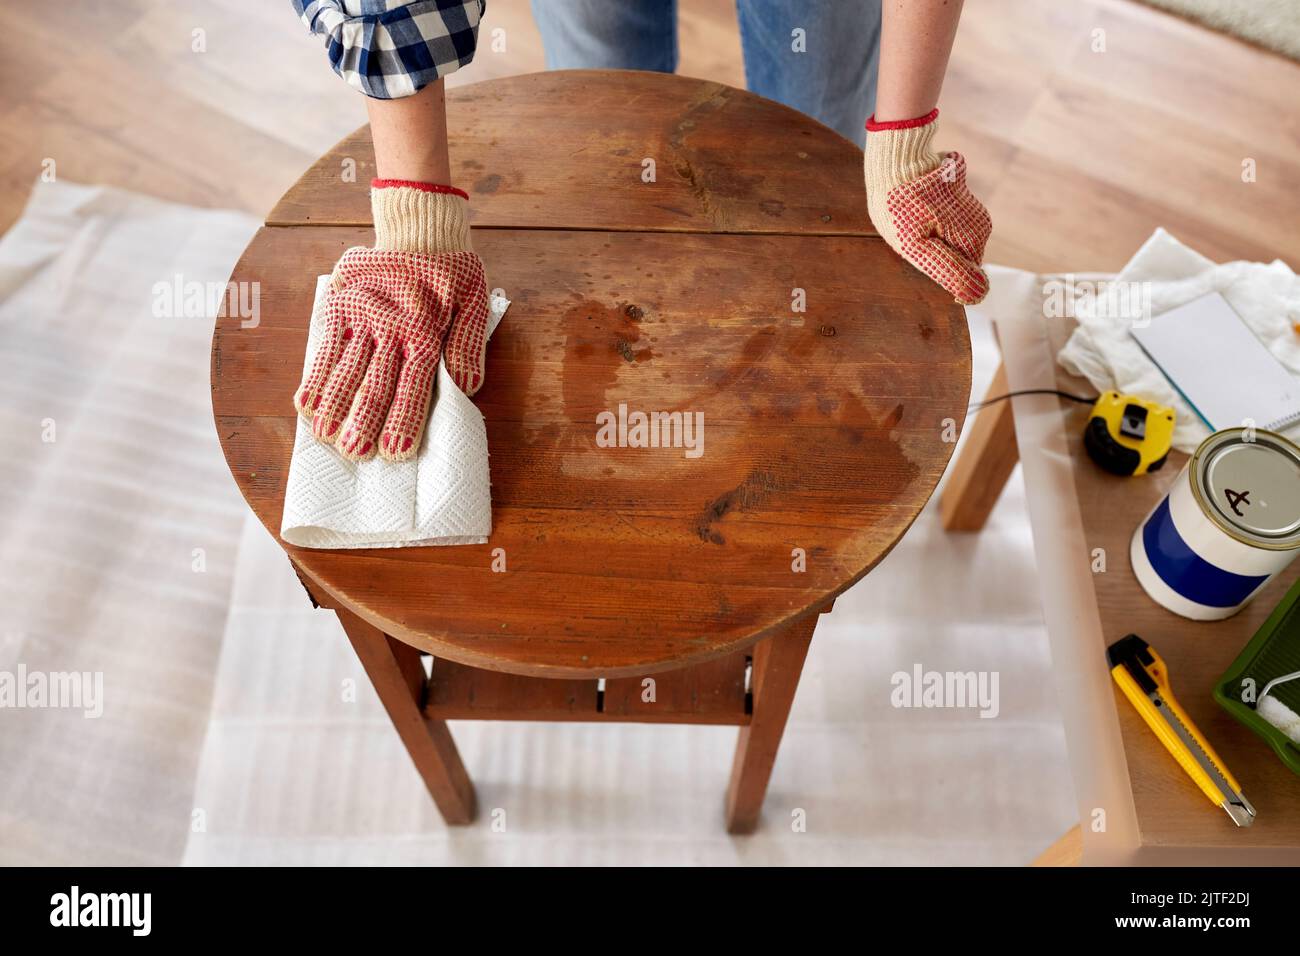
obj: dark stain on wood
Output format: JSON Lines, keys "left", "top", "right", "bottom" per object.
{"left": 562, "top": 299, "right": 655, "bottom": 414}
{"left": 705, "top": 326, "right": 777, "bottom": 393}
{"left": 698, "top": 468, "right": 782, "bottom": 544}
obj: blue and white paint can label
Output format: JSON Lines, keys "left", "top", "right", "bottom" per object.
{"left": 1132, "top": 428, "right": 1300, "bottom": 620}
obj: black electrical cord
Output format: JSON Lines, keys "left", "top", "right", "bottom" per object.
{"left": 968, "top": 388, "right": 1098, "bottom": 412}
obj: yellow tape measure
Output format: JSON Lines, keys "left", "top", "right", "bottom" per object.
{"left": 1084, "top": 391, "right": 1175, "bottom": 476}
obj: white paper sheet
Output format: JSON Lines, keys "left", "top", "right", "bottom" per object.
{"left": 280, "top": 277, "right": 509, "bottom": 549}
{"left": 0, "top": 181, "right": 256, "bottom": 864}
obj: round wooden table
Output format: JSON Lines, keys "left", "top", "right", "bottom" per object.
{"left": 212, "top": 70, "right": 970, "bottom": 832}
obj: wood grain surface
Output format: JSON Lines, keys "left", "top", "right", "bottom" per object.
{"left": 1047, "top": 321, "right": 1300, "bottom": 850}
{"left": 212, "top": 71, "right": 971, "bottom": 678}
{"left": 267, "top": 71, "right": 875, "bottom": 236}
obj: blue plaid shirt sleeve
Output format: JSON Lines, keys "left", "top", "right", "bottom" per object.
{"left": 291, "top": 0, "right": 486, "bottom": 98}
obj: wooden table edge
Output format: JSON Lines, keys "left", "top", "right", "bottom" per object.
{"left": 288, "top": 466, "right": 946, "bottom": 681}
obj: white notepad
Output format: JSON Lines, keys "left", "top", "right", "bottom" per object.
{"left": 1131, "top": 292, "right": 1300, "bottom": 432}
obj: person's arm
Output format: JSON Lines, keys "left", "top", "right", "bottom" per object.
{"left": 863, "top": 0, "right": 991, "bottom": 306}
{"left": 288, "top": 1, "right": 490, "bottom": 461}
{"left": 290, "top": 0, "right": 483, "bottom": 99}
{"left": 367, "top": 79, "right": 453, "bottom": 185}
{"left": 873, "top": 0, "right": 964, "bottom": 123}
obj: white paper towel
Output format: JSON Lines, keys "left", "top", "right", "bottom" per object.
{"left": 281, "top": 275, "right": 509, "bottom": 549}
{"left": 1057, "top": 228, "right": 1300, "bottom": 453}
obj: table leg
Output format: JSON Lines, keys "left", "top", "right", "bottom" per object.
{"left": 335, "top": 606, "right": 478, "bottom": 825}
{"left": 939, "top": 360, "right": 1020, "bottom": 532}
{"left": 724, "top": 610, "right": 819, "bottom": 834}
{"left": 1031, "top": 824, "right": 1082, "bottom": 866}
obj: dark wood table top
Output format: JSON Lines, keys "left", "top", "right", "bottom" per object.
{"left": 211, "top": 70, "right": 971, "bottom": 678}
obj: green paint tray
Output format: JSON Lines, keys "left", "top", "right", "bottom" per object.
{"left": 1214, "top": 576, "right": 1300, "bottom": 777}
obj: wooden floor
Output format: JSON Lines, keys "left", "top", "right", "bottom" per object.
{"left": 2, "top": 0, "right": 1297, "bottom": 272}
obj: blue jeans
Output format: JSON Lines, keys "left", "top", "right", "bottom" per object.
{"left": 530, "top": 0, "right": 881, "bottom": 147}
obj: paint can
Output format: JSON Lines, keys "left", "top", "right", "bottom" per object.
{"left": 1131, "top": 428, "right": 1300, "bottom": 620}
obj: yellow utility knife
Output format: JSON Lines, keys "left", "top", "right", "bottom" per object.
{"left": 1107, "top": 634, "right": 1255, "bottom": 827}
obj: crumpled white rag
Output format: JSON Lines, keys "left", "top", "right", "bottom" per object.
{"left": 1258, "top": 693, "right": 1300, "bottom": 746}
{"left": 1057, "top": 228, "right": 1300, "bottom": 453}
{"left": 281, "top": 275, "right": 509, "bottom": 548}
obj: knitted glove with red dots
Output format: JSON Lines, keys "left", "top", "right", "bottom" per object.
{"left": 294, "top": 180, "right": 490, "bottom": 462}
{"left": 864, "top": 109, "right": 992, "bottom": 306}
